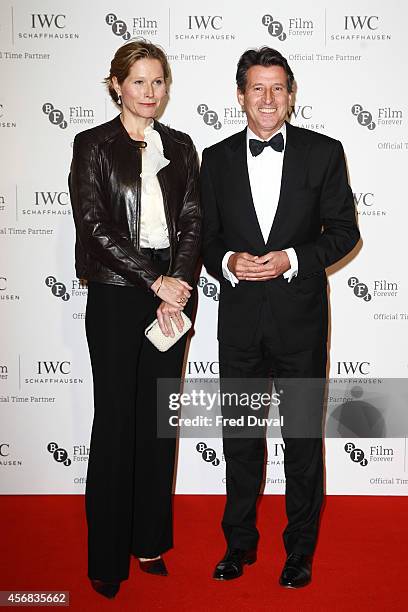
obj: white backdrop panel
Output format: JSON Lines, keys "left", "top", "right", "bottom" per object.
{"left": 1, "top": 0, "right": 407, "bottom": 495}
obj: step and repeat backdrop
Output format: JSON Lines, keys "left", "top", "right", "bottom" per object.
{"left": 1, "top": 1, "right": 407, "bottom": 495}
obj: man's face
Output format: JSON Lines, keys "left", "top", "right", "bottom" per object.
{"left": 237, "top": 64, "right": 292, "bottom": 140}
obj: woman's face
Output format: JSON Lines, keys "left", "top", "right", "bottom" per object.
{"left": 115, "top": 58, "right": 167, "bottom": 119}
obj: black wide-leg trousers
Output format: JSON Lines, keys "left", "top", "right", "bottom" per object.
{"left": 85, "top": 273, "right": 191, "bottom": 582}
{"left": 219, "top": 299, "right": 327, "bottom": 556}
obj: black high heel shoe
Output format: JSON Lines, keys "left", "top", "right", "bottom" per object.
{"left": 90, "top": 579, "right": 120, "bottom": 598}
{"left": 138, "top": 557, "right": 168, "bottom": 576}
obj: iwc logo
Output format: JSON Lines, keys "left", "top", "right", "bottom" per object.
{"left": 16, "top": 12, "right": 80, "bottom": 41}
{"left": 174, "top": 14, "right": 235, "bottom": 41}
{"left": 329, "top": 15, "right": 391, "bottom": 43}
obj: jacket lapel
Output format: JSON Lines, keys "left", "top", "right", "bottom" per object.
{"left": 151, "top": 122, "right": 182, "bottom": 222}
{"left": 226, "top": 129, "right": 265, "bottom": 252}
{"left": 153, "top": 122, "right": 172, "bottom": 193}
{"left": 265, "top": 122, "right": 310, "bottom": 247}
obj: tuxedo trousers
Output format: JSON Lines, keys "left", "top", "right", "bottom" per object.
{"left": 85, "top": 269, "right": 192, "bottom": 582}
{"left": 219, "top": 297, "right": 327, "bottom": 555}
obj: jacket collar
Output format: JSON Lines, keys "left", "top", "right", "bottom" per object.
{"left": 114, "top": 114, "right": 148, "bottom": 149}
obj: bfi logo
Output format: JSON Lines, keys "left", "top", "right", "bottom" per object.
{"left": 348, "top": 276, "right": 398, "bottom": 300}
{"left": 105, "top": 13, "right": 131, "bottom": 40}
{"left": 262, "top": 14, "right": 313, "bottom": 38}
{"left": 197, "top": 104, "right": 222, "bottom": 130}
{"left": 31, "top": 14, "right": 66, "bottom": 29}
{"left": 198, "top": 275, "right": 219, "bottom": 300}
{"left": 42, "top": 103, "right": 94, "bottom": 129}
{"left": 42, "top": 103, "right": 67, "bottom": 129}
{"left": 352, "top": 104, "right": 403, "bottom": 130}
{"left": 351, "top": 104, "right": 376, "bottom": 130}
{"left": 105, "top": 13, "right": 157, "bottom": 39}
{"left": 261, "top": 15, "right": 287, "bottom": 40}
{"left": 348, "top": 277, "right": 372, "bottom": 302}
{"left": 196, "top": 442, "right": 220, "bottom": 466}
{"left": 47, "top": 442, "right": 71, "bottom": 466}
{"left": 344, "top": 442, "right": 368, "bottom": 466}
{"left": 45, "top": 276, "right": 70, "bottom": 301}
{"left": 188, "top": 16, "right": 222, "bottom": 30}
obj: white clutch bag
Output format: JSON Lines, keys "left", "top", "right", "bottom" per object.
{"left": 145, "top": 311, "right": 192, "bottom": 352}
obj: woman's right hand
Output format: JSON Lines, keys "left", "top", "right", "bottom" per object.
{"left": 151, "top": 276, "right": 192, "bottom": 309}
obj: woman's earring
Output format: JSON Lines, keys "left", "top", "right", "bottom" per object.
{"left": 117, "top": 94, "right": 122, "bottom": 105}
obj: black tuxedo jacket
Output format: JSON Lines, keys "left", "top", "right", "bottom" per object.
{"left": 201, "top": 122, "right": 360, "bottom": 352}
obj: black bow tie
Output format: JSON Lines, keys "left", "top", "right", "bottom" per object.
{"left": 249, "top": 132, "right": 284, "bottom": 156}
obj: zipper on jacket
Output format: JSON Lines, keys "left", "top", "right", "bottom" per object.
{"left": 157, "top": 171, "right": 173, "bottom": 275}
{"left": 135, "top": 146, "right": 143, "bottom": 250}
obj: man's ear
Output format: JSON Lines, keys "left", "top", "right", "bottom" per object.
{"left": 288, "top": 91, "right": 293, "bottom": 106}
{"left": 237, "top": 87, "right": 244, "bottom": 108}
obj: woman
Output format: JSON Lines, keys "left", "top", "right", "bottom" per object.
{"left": 69, "top": 40, "right": 201, "bottom": 598}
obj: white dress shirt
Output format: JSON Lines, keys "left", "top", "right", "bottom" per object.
{"left": 222, "top": 124, "right": 298, "bottom": 286}
{"left": 139, "top": 123, "right": 170, "bottom": 249}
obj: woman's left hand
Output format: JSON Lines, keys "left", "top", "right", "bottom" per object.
{"left": 156, "top": 301, "right": 185, "bottom": 337}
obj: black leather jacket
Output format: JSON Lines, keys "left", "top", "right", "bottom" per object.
{"left": 69, "top": 115, "right": 201, "bottom": 289}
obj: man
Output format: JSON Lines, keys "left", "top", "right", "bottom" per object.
{"left": 201, "top": 47, "right": 359, "bottom": 588}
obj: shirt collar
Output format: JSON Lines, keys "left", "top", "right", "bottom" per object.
{"left": 143, "top": 119, "right": 155, "bottom": 136}
{"left": 246, "top": 122, "right": 286, "bottom": 150}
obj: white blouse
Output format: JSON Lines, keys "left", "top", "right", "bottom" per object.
{"left": 139, "top": 123, "right": 170, "bottom": 249}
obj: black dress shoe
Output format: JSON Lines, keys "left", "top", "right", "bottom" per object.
{"left": 213, "top": 548, "right": 257, "bottom": 581}
{"left": 279, "top": 553, "right": 313, "bottom": 588}
{"left": 90, "top": 579, "right": 120, "bottom": 598}
{"left": 138, "top": 557, "right": 168, "bottom": 576}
